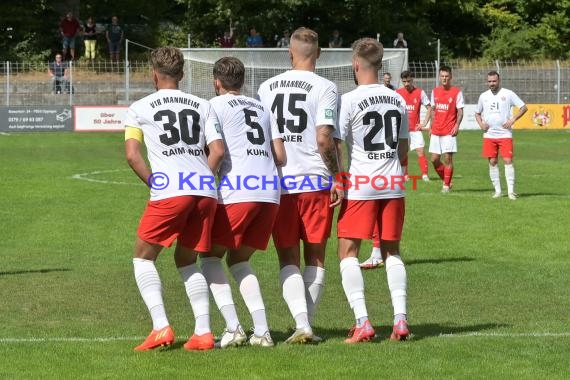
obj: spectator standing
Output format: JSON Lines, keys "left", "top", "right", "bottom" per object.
{"left": 277, "top": 30, "right": 290, "bottom": 48}
{"left": 59, "top": 11, "right": 82, "bottom": 60}
{"left": 83, "top": 17, "right": 97, "bottom": 62}
{"left": 106, "top": 16, "right": 124, "bottom": 62}
{"left": 218, "top": 24, "right": 235, "bottom": 48}
{"left": 48, "top": 53, "right": 69, "bottom": 94}
{"left": 246, "top": 27, "right": 263, "bottom": 47}
{"left": 329, "top": 29, "right": 343, "bottom": 48}
{"left": 393, "top": 32, "right": 407, "bottom": 48}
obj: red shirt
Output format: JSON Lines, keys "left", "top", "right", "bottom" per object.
{"left": 218, "top": 36, "right": 235, "bottom": 48}
{"left": 431, "top": 86, "right": 464, "bottom": 136}
{"left": 397, "top": 87, "right": 426, "bottom": 130}
{"left": 60, "top": 18, "right": 81, "bottom": 37}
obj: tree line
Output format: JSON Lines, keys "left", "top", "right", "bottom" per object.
{"left": 1, "top": 0, "right": 568, "bottom": 61}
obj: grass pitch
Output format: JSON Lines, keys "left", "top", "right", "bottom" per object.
{"left": 0, "top": 130, "right": 569, "bottom": 379}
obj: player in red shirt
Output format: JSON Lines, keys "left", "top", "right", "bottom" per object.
{"left": 429, "top": 66, "right": 464, "bottom": 192}
{"left": 397, "top": 70, "right": 432, "bottom": 181}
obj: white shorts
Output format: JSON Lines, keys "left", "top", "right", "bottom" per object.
{"left": 409, "top": 131, "right": 425, "bottom": 150}
{"left": 429, "top": 135, "right": 457, "bottom": 154}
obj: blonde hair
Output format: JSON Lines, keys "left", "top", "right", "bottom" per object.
{"left": 150, "top": 47, "right": 184, "bottom": 81}
{"left": 352, "top": 38, "right": 384, "bottom": 71}
{"left": 290, "top": 27, "right": 319, "bottom": 58}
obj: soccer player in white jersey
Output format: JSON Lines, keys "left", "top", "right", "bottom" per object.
{"left": 337, "top": 37, "right": 411, "bottom": 342}
{"left": 257, "top": 27, "right": 344, "bottom": 343}
{"left": 200, "top": 57, "right": 286, "bottom": 348}
{"left": 475, "top": 71, "right": 527, "bottom": 200}
{"left": 360, "top": 70, "right": 432, "bottom": 270}
{"left": 124, "top": 47, "right": 225, "bottom": 351}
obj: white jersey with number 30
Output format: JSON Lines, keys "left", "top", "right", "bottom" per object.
{"left": 124, "top": 89, "right": 222, "bottom": 201}
{"left": 210, "top": 93, "right": 281, "bottom": 205}
{"left": 476, "top": 88, "right": 525, "bottom": 139}
{"left": 339, "top": 84, "right": 409, "bottom": 200}
{"left": 258, "top": 70, "right": 338, "bottom": 194}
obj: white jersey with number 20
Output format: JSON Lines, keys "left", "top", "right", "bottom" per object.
{"left": 339, "top": 84, "right": 409, "bottom": 200}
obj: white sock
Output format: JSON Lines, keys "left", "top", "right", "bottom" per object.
{"left": 489, "top": 164, "right": 501, "bottom": 194}
{"left": 230, "top": 261, "right": 268, "bottom": 336}
{"left": 303, "top": 266, "right": 325, "bottom": 323}
{"left": 201, "top": 257, "right": 239, "bottom": 332}
{"left": 279, "top": 265, "right": 310, "bottom": 329}
{"left": 505, "top": 164, "right": 515, "bottom": 194}
{"left": 340, "top": 257, "right": 368, "bottom": 322}
{"left": 178, "top": 264, "right": 210, "bottom": 335}
{"left": 385, "top": 255, "right": 407, "bottom": 321}
{"left": 133, "top": 258, "right": 169, "bottom": 330}
{"left": 371, "top": 247, "right": 382, "bottom": 260}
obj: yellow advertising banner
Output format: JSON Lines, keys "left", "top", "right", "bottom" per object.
{"left": 514, "top": 104, "right": 570, "bottom": 129}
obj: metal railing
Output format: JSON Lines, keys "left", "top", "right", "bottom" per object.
{"left": 1, "top": 59, "right": 568, "bottom": 106}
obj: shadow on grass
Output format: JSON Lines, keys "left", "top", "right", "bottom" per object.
{"left": 517, "top": 192, "right": 568, "bottom": 198}
{"left": 276, "top": 322, "right": 511, "bottom": 344}
{"left": 406, "top": 256, "right": 475, "bottom": 266}
{"left": 451, "top": 188, "right": 492, "bottom": 193}
{"left": 401, "top": 322, "right": 511, "bottom": 341}
{"left": 0, "top": 268, "right": 71, "bottom": 277}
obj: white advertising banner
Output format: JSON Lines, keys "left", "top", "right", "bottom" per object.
{"left": 74, "top": 106, "right": 127, "bottom": 132}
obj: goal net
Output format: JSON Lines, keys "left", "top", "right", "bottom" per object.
{"left": 180, "top": 48, "right": 408, "bottom": 99}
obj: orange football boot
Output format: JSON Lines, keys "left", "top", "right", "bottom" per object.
{"left": 134, "top": 326, "right": 174, "bottom": 351}
{"left": 184, "top": 332, "right": 215, "bottom": 351}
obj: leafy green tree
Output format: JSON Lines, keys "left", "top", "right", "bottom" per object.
{"left": 480, "top": 0, "right": 570, "bottom": 59}
{"left": 0, "top": 1, "right": 60, "bottom": 61}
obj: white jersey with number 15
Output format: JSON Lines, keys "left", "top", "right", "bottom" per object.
{"left": 258, "top": 70, "right": 338, "bottom": 194}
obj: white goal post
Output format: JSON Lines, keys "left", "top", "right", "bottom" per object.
{"left": 180, "top": 48, "right": 408, "bottom": 99}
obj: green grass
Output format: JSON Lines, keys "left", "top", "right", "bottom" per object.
{"left": 0, "top": 130, "right": 569, "bottom": 379}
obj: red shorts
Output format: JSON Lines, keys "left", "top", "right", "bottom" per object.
{"left": 482, "top": 138, "right": 513, "bottom": 159}
{"left": 272, "top": 190, "right": 333, "bottom": 248}
{"left": 137, "top": 195, "right": 218, "bottom": 252}
{"left": 211, "top": 202, "right": 279, "bottom": 250}
{"left": 337, "top": 198, "right": 405, "bottom": 241}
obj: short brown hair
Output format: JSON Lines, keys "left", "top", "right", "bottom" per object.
{"left": 352, "top": 38, "right": 383, "bottom": 70}
{"left": 213, "top": 56, "right": 245, "bottom": 90}
{"left": 150, "top": 47, "right": 184, "bottom": 81}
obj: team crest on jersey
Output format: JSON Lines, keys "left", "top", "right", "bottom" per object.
{"left": 448, "top": 97, "right": 453, "bottom": 103}
{"left": 325, "top": 109, "right": 334, "bottom": 119}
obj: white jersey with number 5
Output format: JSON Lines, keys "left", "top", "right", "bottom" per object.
{"left": 210, "top": 93, "right": 282, "bottom": 205}
{"left": 476, "top": 88, "right": 525, "bottom": 139}
{"left": 124, "top": 89, "right": 222, "bottom": 201}
{"left": 258, "top": 70, "right": 338, "bottom": 194}
{"left": 339, "top": 84, "right": 409, "bottom": 200}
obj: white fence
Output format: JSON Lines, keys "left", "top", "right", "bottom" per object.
{"left": 1, "top": 59, "right": 569, "bottom": 106}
